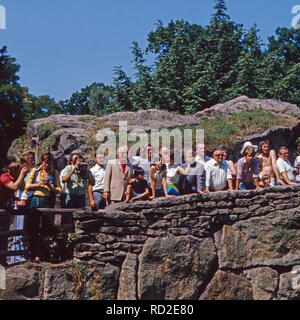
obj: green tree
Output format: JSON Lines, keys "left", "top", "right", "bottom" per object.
{"left": 88, "top": 86, "right": 114, "bottom": 117}
{"left": 110, "top": 66, "right": 134, "bottom": 112}
{"left": 225, "top": 25, "right": 264, "bottom": 99}
{"left": 23, "top": 92, "right": 63, "bottom": 122}
{"left": 260, "top": 27, "right": 300, "bottom": 105}
{"left": 0, "top": 46, "right": 25, "bottom": 167}
{"left": 130, "top": 41, "right": 156, "bottom": 110}
{"left": 64, "top": 82, "right": 105, "bottom": 115}
{"left": 143, "top": 1, "right": 244, "bottom": 112}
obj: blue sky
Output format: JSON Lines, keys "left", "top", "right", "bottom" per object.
{"left": 0, "top": 0, "right": 298, "bottom": 102}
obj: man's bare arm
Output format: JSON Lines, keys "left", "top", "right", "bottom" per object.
{"left": 281, "top": 171, "right": 296, "bottom": 185}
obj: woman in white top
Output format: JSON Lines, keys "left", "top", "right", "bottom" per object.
{"left": 165, "top": 149, "right": 188, "bottom": 196}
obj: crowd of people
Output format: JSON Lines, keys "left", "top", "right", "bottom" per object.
{"left": 1, "top": 138, "right": 300, "bottom": 211}
{"left": 1, "top": 137, "right": 300, "bottom": 263}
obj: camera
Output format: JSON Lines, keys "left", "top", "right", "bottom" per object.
{"left": 77, "top": 162, "right": 87, "bottom": 174}
{"left": 78, "top": 162, "right": 85, "bottom": 169}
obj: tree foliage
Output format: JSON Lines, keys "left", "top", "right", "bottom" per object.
{"left": 0, "top": 46, "right": 25, "bottom": 167}
{"left": 98, "top": 0, "right": 299, "bottom": 114}
{"left": 1, "top": 0, "right": 300, "bottom": 139}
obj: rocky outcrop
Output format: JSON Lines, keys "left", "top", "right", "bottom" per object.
{"left": 194, "top": 95, "right": 300, "bottom": 119}
{"left": 1, "top": 185, "right": 300, "bottom": 300}
{"left": 232, "top": 123, "right": 300, "bottom": 159}
{"left": 7, "top": 96, "right": 300, "bottom": 170}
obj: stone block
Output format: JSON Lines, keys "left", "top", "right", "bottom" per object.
{"left": 138, "top": 235, "right": 217, "bottom": 300}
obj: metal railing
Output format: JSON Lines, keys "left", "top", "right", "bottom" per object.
{"left": 0, "top": 208, "right": 75, "bottom": 265}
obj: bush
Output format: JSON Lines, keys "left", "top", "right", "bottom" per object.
{"left": 38, "top": 123, "right": 57, "bottom": 140}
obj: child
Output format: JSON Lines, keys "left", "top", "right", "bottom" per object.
{"left": 149, "top": 156, "right": 169, "bottom": 199}
{"left": 259, "top": 174, "right": 271, "bottom": 188}
{"left": 124, "top": 167, "right": 150, "bottom": 203}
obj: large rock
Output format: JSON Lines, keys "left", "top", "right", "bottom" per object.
{"left": 117, "top": 253, "right": 138, "bottom": 300}
{"left": 215, "top": 210, "right": 300, "bottom": 269}
{"left": 7, "top": 96, "right": 300, "bottom": 168}
{"left": 201, "top": 267, "right": 278, "bottom": 300}
{"left": 244, "top": 267, "right": 278, "bottom": 300}
{"left": 195, "top": 95, "right": 300, "bottom": 119}
{"left": 84, "top": 263, "right": 120, "bottom": 300}
{"left": 277, "top": 265, "right": 300, "bottom": 300}
{"left": 232, "top": 123, "right": 300, "bottom": 160}
{"left": 199, "top": 270, "right": 253, "bottom": 300}
{"left": 43, "top": 266, "right": 74, "bottom": 300}
{"left": 0, "top": 266, "right": 40, "bottom": 300}
{"left": 137, "top": 235, "right": 217, "bottom": 300}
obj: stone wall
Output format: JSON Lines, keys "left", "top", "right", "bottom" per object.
{"left": 1, "top": 185, "right": 300, "bottom": 300}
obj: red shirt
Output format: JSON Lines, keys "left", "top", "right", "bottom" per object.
{"left": 0, "top": 172, "right": 15, "bottom": 207}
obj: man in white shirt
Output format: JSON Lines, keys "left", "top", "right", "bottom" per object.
{"left": 195, "top": 143, "right": 212, "bottom": 165}
{"left": 89, "top": 151, "right": 106, "bottom": 210}
{"left": 276, "top": 146, "right": 297, "bottom": 185}
{"left": 205, "top": 149, "right": 233, "bottom": 192}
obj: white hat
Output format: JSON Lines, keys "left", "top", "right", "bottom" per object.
{"left": 241, "top": 141, "right": 258, "bottom": 155}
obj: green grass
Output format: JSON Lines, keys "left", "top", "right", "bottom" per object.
{"left": 40, "top": 135, "right": 52, "bottom": 155}
{"left": 34, "top": 108, "right": 297, "bottom": 157}
{"left": 38, "top": 123, "right": 57, "bottom": 140}
{"left": 201, "top": 108, "right": 296, "bottom": 148}
{"left": 177, "top": 108, "right": 297, "bottom": 150}
{"left": 78, "top": 116, "right": 96, "bottom": 122}
{"left": 85, "top": 108, "right": 297, "bottom": 153}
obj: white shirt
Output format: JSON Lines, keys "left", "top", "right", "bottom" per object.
{"left": 59, "top": 170, "right": 67, "bottom": 194}
{"left": 166, "top": 164, "right": 180, "bottom": 185}
{"left": 20, "top": 172, "right": 30, "bottom": 200}
{"left": 90, "top": 164, "right": 106, "bottom": 192}
{"left": 277, "top": 157, "right": 295, "bottom": 182}
{"left": 195, "top": 155, "right": 212, "bottom": 166}
{"left": 205, "top": 159, "right": 232, "bottom": 191}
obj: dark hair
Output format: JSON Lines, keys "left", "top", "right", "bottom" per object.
{"left": 41, "top": 152, "right": 53, "bottom": 162}
{"left": 169, "top": 149, "right": 175, "bottom": 162}
{"left": 261, "top": 174, "right": 270, "bottom": 182}
{"left": 69, "top": 153, "right": 81, "bottom": 164}
{"left": 134, "top": 167, "right": 145, "bottom": 177}
{"left": 217, "top": 145, "right": 227, "bottom": 151}
{"left": 23, "top": 151, "right": 35, "bottom": 158}
{"left": 19, "top": 157, "right": 27, "bottom": 165}
{"left": 258, "top": 140, "right": 270, "bottom": 153}
{"left": 278, "top": 146, "right": 288, "bottom": 154}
